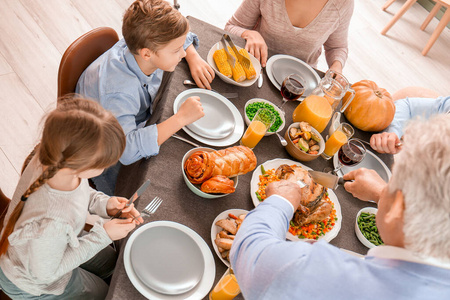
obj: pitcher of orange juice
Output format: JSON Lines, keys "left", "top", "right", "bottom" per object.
{"left": 292, "top": 70, "right": 355, "bottom": 133}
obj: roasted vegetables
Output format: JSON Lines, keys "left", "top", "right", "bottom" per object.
{"left": 212, "top": 48, "right": 232, "bottom": 78}
{"left": 289, "top": 122, "right": 321, "bottom": 155}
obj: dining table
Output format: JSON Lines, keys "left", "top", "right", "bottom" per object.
{"left": 105, "top": 17, "right": 394, "bottom": 300}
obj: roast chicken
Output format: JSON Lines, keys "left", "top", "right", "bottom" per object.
{"left": 275, "top": 164, "right": 332, "bottom": 226}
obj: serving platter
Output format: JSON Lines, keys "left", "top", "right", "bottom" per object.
{"left": 250, "top": 158, "right": 342, "bottom": 242}
{"left": 207, "top": 42, "right": 261, "bottom": 87}
{"left": 124, "top": 221, "right": 215, "bottom": 299}
{"left": 211, "top": 209, "right": 249, "bottom": 267}
{"left": 173, "top": 89, "right": 244, "bottom": 147}
{"left": 266, "top": 54, "right": 321, "bottom": 98}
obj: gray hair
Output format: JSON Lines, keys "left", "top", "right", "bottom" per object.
{"left": 389, "top": 114, "right": 450, "bottom": 262}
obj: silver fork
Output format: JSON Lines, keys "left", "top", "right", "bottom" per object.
{"left": 223, "top": 34, "right": 251, "bottom": 69}
{"left": 132, "top": 196, "right": 163, "bottom": 221}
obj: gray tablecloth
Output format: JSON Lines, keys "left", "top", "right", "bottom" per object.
{"left": 106, "top": 17, "right": 393, "bottom": 300}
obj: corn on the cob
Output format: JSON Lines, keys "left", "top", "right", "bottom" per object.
{"left": 227, "top": 47, "right": 246, "bottom": 82}
{"left": 238, "top": 48, "right": 256, "bottom": 80}
{"left": 213, "top": 49, "right": 232, "bottom": 78}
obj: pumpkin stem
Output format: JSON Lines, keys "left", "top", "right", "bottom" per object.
{"left": 374, "top": 90, "right": 383, "bottom": 98}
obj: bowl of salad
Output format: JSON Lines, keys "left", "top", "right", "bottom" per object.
{"left": 244, "top": 98, "right": 285, "bottom": 136}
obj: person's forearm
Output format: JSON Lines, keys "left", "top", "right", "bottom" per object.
{"left": 156, "top": 114, "right": 184, "bottom": 145}
{"left": 184, "top": 44, "right": 198, "bottom": 66}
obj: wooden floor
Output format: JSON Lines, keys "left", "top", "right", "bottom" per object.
{"left": 0, "top": 0, "right": 449, "bottom": 198}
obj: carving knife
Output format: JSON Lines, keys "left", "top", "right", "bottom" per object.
{"left": 307, "top": 170, "right": 349, "bottom": 190}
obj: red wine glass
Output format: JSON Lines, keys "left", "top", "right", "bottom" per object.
{"left": 280, "top": 74, "right": 306, "bottom": 113}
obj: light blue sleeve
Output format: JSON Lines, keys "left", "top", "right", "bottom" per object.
{"left": 387, "top": 96, "right": 450, "bottom": 138}
{"left": 184, "top": 32, "right": 199, "bottom": 50}
{"left": 102, "top": 93, "right": 159, "bottom": 165}
{"left": 230, "top": 196, "right": 314, "bottom": 299}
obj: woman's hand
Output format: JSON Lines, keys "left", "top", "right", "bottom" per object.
{"left": 242, "top": 30, "right": 268, "bottom": 67}
{"left": 175, "top": 96, "right": 205, "bottom": 127}
{"left": 328, "top": 61, "right": 343, "bottom": 74}
{"left": 106, "top": 196, "right": 144, "bottom": 223}
{"left": 103, "top": 218, "right": 137, "bottom": 241}
{"left": 185, "top": 45, "right": 215, "bottom": 90}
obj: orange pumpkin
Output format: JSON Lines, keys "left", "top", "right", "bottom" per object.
{"left": 343, "top": 80, "right": 395, "bottom": 132}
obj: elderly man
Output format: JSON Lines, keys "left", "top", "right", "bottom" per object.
{"left": 230, "top": 114, "right": 450, "bottom": 299}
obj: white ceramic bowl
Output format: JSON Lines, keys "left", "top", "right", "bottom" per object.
{"left": 355, "top": 207, "right": 380, "bottom": 248}
{"left": 181, "top": 147, "right": 238, "bottom": 199}
{"left": 244, "top": 98, "right": 285, "bottom": 136}
{"left": 207, "top": 42, "right": 261, "bottom": 87}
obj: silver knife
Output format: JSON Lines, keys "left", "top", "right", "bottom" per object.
{"left": 308, "top": 170, "right": 348, "bottom": 190}
{"left": 257, "top": 68, "right": 264, "bottom": 88}
{"left": 111, "top": 179, "right": 151, "bottom": 219}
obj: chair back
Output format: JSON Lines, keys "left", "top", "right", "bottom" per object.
{"left": 57, "top": 27, "right": 119, "bottom": 99}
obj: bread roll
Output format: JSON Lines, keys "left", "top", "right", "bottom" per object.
{"left": 184, "top": 146, "right": 257, "bottom": 185}
{"left": 200, "top": 175, "right": 235, "bottom": 194}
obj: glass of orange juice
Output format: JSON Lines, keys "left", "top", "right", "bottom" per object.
{"left": 240, "top": 108, "right": 275, "bottom": 149}
{"left": 209, "top": 268, "right": 240, "bottom": 300}
{"left": 321, "top": 123, "right": 354, "bottom": 160}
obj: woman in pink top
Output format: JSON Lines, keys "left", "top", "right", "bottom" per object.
{"left": 225, "top": 0, "right": 354, "bottom": 73}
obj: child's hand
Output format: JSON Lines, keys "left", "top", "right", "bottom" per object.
{"left": 103, "top": 218, "right": 137, "bottom": 241}
{"left": 176, "top": 96, "right": 205, "bottom": 126}
{"left": 106, "top": 196, "right": 144, "bottom": 223}
{"left": 106, "top": 196, "right": 129, "bottom": 216}
{"left": 185, "top": 48, "right": 215, "bottom": 90}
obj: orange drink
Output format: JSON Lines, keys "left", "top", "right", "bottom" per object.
{"left": 209, "top": 273, "right": 240, "bottom": 300}
{"left": 240, "top": 108, "right": 275, "bottom": 149}
{"left": 324, "top": 130, "right": 348, "bottom": 157}
{"left": 241, "top": 120, "right": 266, "bottom": 148}
{"left": 292, "top": 95, "right": 332, "bottom": 133}
{"left": 321, "top": 123, "right": 354, "bottom": 160}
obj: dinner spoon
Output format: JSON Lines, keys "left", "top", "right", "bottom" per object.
{"left": 276, "top": 132, "right": 288, "bottom": 146}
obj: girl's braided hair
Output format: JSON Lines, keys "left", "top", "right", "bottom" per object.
{"left": 0, "top": 97, "right": 126, "bottom": 256}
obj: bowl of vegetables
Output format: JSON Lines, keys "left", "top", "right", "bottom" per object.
{"left": 284, "top": 122, "right": 324, "bottom": 161}
{"left": 355, "top": 207, "right": 384, "bottom": 248}
{"left": 244, "top": 98, "right": 285, "bottom": 136}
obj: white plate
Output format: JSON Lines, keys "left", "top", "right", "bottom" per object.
{"left": 333, "top": 149, "right": 392, "bottom": 183}
{"left": 207, "top": 42, "right": 261, "bottom": 87}
{"left": 250, "top": 158, "right": 342, "bottom": 242}
{"left": 124, "top": 221, "right": 215, "bottom": 300}
{"left": 173, "top": 89, "right": 244, "bottom": 147}
{"left": 266, "top": 54, "right": 321, "bottom": 98}
{"left": 211, "top": 209, "right": 249, "bottom": 267}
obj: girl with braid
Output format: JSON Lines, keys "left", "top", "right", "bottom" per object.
{"left": 0, "top": 98, "right": 143, "bottom": 299}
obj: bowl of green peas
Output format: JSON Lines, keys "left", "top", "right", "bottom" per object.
{"left": 244, "top": 99, "right": 285, "bottom": 136}
{"left": 355, "top": 207, "right": 384, "bottom": 248}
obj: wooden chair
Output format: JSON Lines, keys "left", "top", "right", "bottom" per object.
{"left": 57, "top": 27, "right": 119, "bottom": 99}
{"left": 381, "top": 0, "right": 450, "bottom": 55}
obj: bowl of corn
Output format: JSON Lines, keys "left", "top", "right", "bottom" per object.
{"left": 207, "top": 41, "right": 261, "bottom": 87}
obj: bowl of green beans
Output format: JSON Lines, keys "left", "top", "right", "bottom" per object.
{"left": 244, "top": 99, "right": 285, "bottom": 136}
{"left": 355, "top": 207, "right": 384, "bottom": 248}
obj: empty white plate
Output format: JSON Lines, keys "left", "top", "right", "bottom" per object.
{"left": 124, "top": 221, "right": 215, "bottom": 299}
{"left": 266, "top": 54, "right": 321, "bottom": 98}
{"left": 333, "top": 149, "right": 392, "bottom": 183}
{"left": 173, "top": 89, "right": 244, "bottom": 147}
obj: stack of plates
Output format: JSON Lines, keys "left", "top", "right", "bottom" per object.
{"left": 173, "top": 89, "right": 244, "bottom": 147}
{"left": 266, "top": 54, "right": 321, "bottom": 98}
{"left": 124, "top": 221, "right": 215, "bottom": 299}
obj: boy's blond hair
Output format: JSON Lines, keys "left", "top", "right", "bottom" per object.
{"left": 123, "top": 0, "right": 189, "bottom": 54}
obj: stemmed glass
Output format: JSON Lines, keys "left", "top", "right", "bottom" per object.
{"left": 329, "top": 138, "right": 367, "bottom": 175}
{"left": 280, "top": 74, "right": 306, "bottom": 113}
